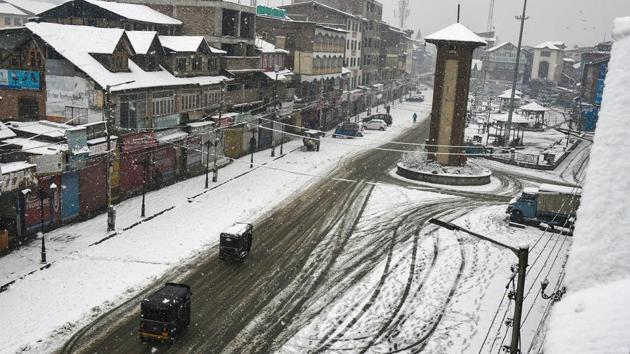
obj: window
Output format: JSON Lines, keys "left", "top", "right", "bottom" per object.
{"left": 541, "top": 50, "right": 551, "bottom": 57}
{"left": 181, "top": 93, "right": 201, "bottom": 111}
{"left": 204, "top": 90, "right": 220, "bottom": 107}
{"left": 4, "top": 17, "right": 11, "bottom": 25}
{"left": 191, "top": 56, "right": 202, "bottom": 71}
{"left": 176, "top": 58, "right": 187, "bottom": 72}
{"left": 207, "top": 57, "right": 217, "bottom": 71}
{"left": 120, "top": 93, "right": 147, "bottom": 129}
{"left": 152, "top": 91, "right": 175, "bottom": 116}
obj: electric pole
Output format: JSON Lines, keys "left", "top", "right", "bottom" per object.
{"left": 429, "top": 219, "right": 529, "bottom": 354}
{"left": 104, "top": 80, "right": 134, "bottom": 232}
{"left": 504, "top": 0, "right": 529, "bottom": 145}
{"left": 395, "top": 0, "right": 411, "bottom": 29}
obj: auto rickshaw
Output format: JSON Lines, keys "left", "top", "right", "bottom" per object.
{"left": 303, "top": 130, "right": 323, "bottom": 151}
{"left": 139, "top": 283, "right": 191, "bottom": 343}
{"left": 219, "top": 223, "right": 253, "bottom": 261}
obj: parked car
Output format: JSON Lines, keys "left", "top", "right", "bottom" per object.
{"left": 363, "top": 119, "right": 388, "bottom": 131}
{"left": 362, "top": 113, "right": 392, "bottom": 125}
{"left": 406, "top": 95, "right": 424, "bottom": 102}
{"left": 333, "top": 122, "right": 363, "bottom": 138}
{"left": 219, "top": 223, "right": 253, "bottom": 261}
{"left": 139, "top": 283, "right": 191, "bottom": 343}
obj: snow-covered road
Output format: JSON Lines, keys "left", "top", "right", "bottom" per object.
{"left": 0, "top": 89, "right": 582, "bottom": 354}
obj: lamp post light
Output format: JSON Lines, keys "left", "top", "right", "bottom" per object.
{"left": 429, "top": 218, "right": 529, "bottom": 354}
{"left": 540, "top": 279, "right": 567, "bottom": 302}
{"left": 105, "top": 80, "right": 135, "bottom": 231}
{"left": 36, "top": 183, "right": 56, "bottom": 264}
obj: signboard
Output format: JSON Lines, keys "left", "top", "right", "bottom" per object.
{"left": 257, "top": 5, "right": 286, "bottom": 19}
{"left": 154, "top": 113, "right": 181, "bottom": 129}
{"left": 0, "top": 69, "right": 40, "bottom": 90}
{"left": 121, "top": 132, "right": 158, "bottom": 153}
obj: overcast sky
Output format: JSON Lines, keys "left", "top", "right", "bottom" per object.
{"left": 264, "top": 0, "right": 630, "bottom": 48}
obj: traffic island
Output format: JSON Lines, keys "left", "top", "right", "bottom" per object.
{"left": 396, "top": 161, "right": 492, "bottom": 186}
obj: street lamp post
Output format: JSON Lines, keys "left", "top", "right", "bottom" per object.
{"left": 280, "top": 122, "right": 285, "bottom": 155}
{"left": 139, "top": 158, "right": 151, "bottom": 217}
{"left": 271, "top": 66, "right": 280, "bottom": 158}
{"left": 250, "top": 131, "right": 256, "bottom": 169}
{"left": 429, "top": 219, "right": 529, "bottom": 354}
{"left": 105, "top": 80, "right": 135, "bottom": 231}
{"left": 212, "top": 136, "right": 219, "bottom": 183}
{"left": 204, "top": 139, "right": 212, "bottom": 189}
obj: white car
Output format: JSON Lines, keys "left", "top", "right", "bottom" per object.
{"left": 362, "top": 119, "right": 387, "bottom": 131}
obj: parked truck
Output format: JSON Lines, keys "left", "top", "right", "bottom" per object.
{"left": 507, "top": 184, "right": 582, "bottom": 228}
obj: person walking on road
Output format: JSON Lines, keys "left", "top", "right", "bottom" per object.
{"left": 413, "top": 112, "right": 418, "bottom": 123}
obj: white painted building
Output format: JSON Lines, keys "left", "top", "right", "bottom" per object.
{"left": 344, "top": 15, "right": 364, "bottom": 89}
{"left": 531, "top": 41, "right": 566, "bottom": 84}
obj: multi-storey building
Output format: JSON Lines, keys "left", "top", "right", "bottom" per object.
{"left": 24, "top": 22, "right": 228, "bottom": 128}
{"left": 37, "top": 0, "right": 183, "bottom": 34}
{"left": 279, "top": 1, "right": 365, "bottom": 89}
{"left": 291, "top": 0, "right": 382, "bottom": 85}
{"left": 256, "top": 14, "right": 348, "bottom": 129}
{"left": 0, "top": 27, "right": 46, "bottom": 121}
{"left": 483, "top": 42, "right": 527, "bottom": 83}
{"left": 120, "top": 0, "right": 259, "bottom": 70}
{"left": 531, "top": 41, "right": 566, "bottom": 84}
{"left": 0, "top": 2, "right": 29, "bottom": 28}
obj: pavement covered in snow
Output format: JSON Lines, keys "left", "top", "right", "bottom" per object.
{"left": 544, "top": 17, "right": 630, "bottom": 354}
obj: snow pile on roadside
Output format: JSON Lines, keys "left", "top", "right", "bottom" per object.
{"left": 545, "top": 17, "right": 630, "bottom": 354}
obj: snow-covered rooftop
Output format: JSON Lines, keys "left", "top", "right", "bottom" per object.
{"left": 491, "top": 113, "right": 529, "bottom": 124}
{"left": 6, "top": 120, "right": 72, "bottom": 139}
{"left": 280, "top": 1, "right": 357, "bottom": 20}
{"left": 158, "top": 35, "right": 226, "bottom": 54}
{"left": 26, "top": 22, "right": 229, "bottom": 91}
{"left": 126, "top": 31, "right": 158, "bottom": 55}
{"left": 3, "top": 137, "right": 66, "bottom": 155}
{"left": 159, "top": 35, "right": 204, "bottom": 53}
{"left": 519, "top": 102, "right": 548, "bottom": 112}
{"left": 425, "top": 23, "right": 487, "bottom": 45}
{"left": 0, "top": 121, "right": 17, "bottom": 140}
{"left": 4, "top": 0, "right": 56, "bottom": 15}
{"left": 535, "top": 41, "right": 566, "bottom": 50}
{"left": 82, "top": 0, "right": 182, "bottom": 25}
{"left": 263, "top": 69, "right": 293, "bottom": 82}
{"left": 0, "top": 161, "right": 35, "bottom": 174}
{"left": 545, "top": 16, "right": 630, "bottom": 354}
{"left": 255, "top": 37, "right": 289, "bottom": 54}
{"left": 486, "top": 41, "right": 513, "bottom": 52}
{"left": 0, "top": 2, "right": 26, "bottom": 15}
{"left": 498, "top": 92, "right": 521, "bottom": 99}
